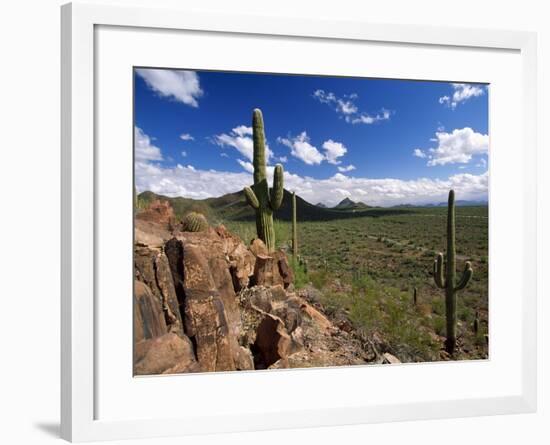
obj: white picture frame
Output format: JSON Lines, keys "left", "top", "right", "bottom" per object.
{"left": 61, "top": 2, "right": 537, "bottom": 442}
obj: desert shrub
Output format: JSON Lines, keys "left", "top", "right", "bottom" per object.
{"left": 309, "top": 269, "right": 329, "bottom": 290}
{"left": 433, "top": 316, "right": 446, "bottom": 336}
{"left": 290, "top": 257, "right": 309, "bottom": 289}
{"left": 431, "top": 298, "right": 444, "bottom": 316}
{"left": 273, "top": 219, "right": 291, "bottom": 249}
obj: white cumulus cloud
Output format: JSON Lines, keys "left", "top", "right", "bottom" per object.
{"left": 179, "top": 133, "right": 194, "bottom": 141}
{"left": 338, "top": 164, "right": 356, "bottom": 172}
{"left": 236, "top": 159, "right": 254, "bottom": 173}
{"left": 313, "top": 89, "right": 391, "bottom": 125}
{"left": 322, "top": 139, "right": 347, "bottom": 165}
{"left": 424, "top": 127, "right": 489, "bottom": 166}
{"left": 136, "top": 128, "right": 488, "bottom": 207}
{"left": 135, "top": 127, "right": 163, "bottom": 162}
{"left": 213, "top": 125, "right": 273, "bottom": 162}
{"left": 439, "top": 83, "right": 485, "bottom": 109}
{"left": 277, "top": 132, "right": 325, "bottom": 165}
{"left": 136, "top": 69, "right": 203, "bottom": 107}
{"left": 413, "top": 148, "right": 427, "bottom": 159}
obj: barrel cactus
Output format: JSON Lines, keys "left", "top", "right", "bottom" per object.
{"left": 433, "top": 190, "right": 473, "bottom": 354}
{"left": 243, "top": 109, "right": 284, "bottom": 251}
{"left": 182, "top": 212, "right": 208, "bottom": 232}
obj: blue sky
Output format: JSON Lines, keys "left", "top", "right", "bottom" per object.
{"left": 134, "top": 68, "right": 488, "bottom": 206}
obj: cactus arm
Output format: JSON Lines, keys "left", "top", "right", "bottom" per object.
{"left": 252, "top": 109, "right": 267, "bottom": 184}
{"left": 269, "top": 164, "right": 284, "bottom": 210}
{"left": 244, "top": 186, "right": 259, "bottom": 209}
{"left": 292, "top": 191, "right": 298, "bottom": 257}
{"left": 433, "top": 253, "right": 445, "bottom": 288}
{"left": 454, "top": 261, "right": 473, "bottom": 291}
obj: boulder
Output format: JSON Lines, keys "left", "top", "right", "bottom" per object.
{"left": 274, "top": 251, "right": 294, "bottom": 289}
{"left": 271, "top": 306, "right": 302, "bottom": 334}
{"left": 289, "top": 296, "right": 333, "bottom": 331}
{"left": 134, "top": 245, "right": 184, "bottom": 336}
{"left": 235, "top": 346, "right": 255, "bottom": 371}
{"left": 253, "top": 313, "right": 291, "bottom": 369}
{"left": 253, "top": 254, "right": 281, "bottom": 287}
{"left": 250, "top": 238, "right": 269, "bottom": 257}
{"left": 270, "top": 284, "right": 288, "bottom": 302}
{"left": 136, "top": 199, "right": 176, "bottom": 229}
{"left": 134, "top": 333, "right": 199, "bottom": 375}
{"left": 133, "top": 280, "right": 167, "bottom": 344}
{"left": 250, "top": 241, "right": 293, "bottom": 289}
{"left": 382, "top": 352, "right": 401, "bottom": 365}
{"left": 216, "top": 226, "right": 256, "bottom": 287}
{"left": 228, "top": 243, "right": 255, "bottom": 291}
{"left": 208, "top": 256, "right": 241, "bottom": 340}
{"left": 182, "top": 244, "right": 237, "bottom": 372}
{"left": 135, "top": 223, "right": 167, "bottom": 248}
{"left": 244, "top": 286, "right": 273, "bottom": 313}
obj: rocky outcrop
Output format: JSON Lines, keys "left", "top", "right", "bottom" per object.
{"left": 253, "top": 313, "right": 292, "bottom": 368}
{"left": 216, "top": 225, "right": 255, "bottom": 292}
{"left": 134, "top": 280, "right": 167, "bottom": 343}
{"left": 250, "top": 239, "right": 294, "bottom": 289}
{"left": 134, "top": 245, "right": 184, "bottom": 337}
{"left": 136, "top": 199, "right": 176, "bottom": 229}
{"left": 134, "top": 333, "right": 199, "bottom": 375}
{"left": 181, "top": 244, "right": 238, "bottom": 372}
{"left": 134, "top": 202, "right": 367, "bottom": 375}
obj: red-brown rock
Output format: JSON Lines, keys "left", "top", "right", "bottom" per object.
{"left": 134, "top": 333, "right": 199, "bottom": 375}
{"left": 136, "top": 199, "right": 176, "bottom": 229}
{"left": 253, "top": 313, "right": 291, "bottom": 369}
{"left": 274, "top": 251, "right": 294, "bottom": 289}
{"left": 182, "top": 244, "right": 237, "bottom": 372}
{"left": 134, "top": 245, "right": 184, "bottom": 336}
{"left": 134, "top": 280, "right": 167, "bottom": 344}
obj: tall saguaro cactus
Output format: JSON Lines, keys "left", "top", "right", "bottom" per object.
{"left": 292, "top": 191, "right": 298, "bottom": 257}
{"left": 433, "top": 189, "right": 474, "bottom": 354}
{"left": 244, "top": 109, "right": 284, "bottom": 251}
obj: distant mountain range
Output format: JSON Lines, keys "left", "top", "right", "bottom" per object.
{"left": 333, "top": 197, "right": 371, "bottom": 211}
{"left": 138, "top": 189, "right": 487, "bottom": 223}
{"left": 423, "top": 200, "right": 488, "bottom": 207}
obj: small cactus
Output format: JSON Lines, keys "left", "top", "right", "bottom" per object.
{"left": 243, "top": 109, "right": 284, "bottom": 251}
{"left": 413, "top": 287, "right": 418, "bottom": 305}
{"left": 474, "top": 311, "right": 480, "bottom": 335}
{"left": 182, "top": 212, "right": 208, "bottom": 232}
{"left": 292, "top": 191, "right": 298, "bottom": 257}
{"left": 433, "top": 190, "right": 473, "bottom": 354}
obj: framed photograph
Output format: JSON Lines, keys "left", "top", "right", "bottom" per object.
{"left": 61, "top": 2, "right": 537, "bottom": 442}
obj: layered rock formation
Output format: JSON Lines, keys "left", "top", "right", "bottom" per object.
{"left": 133, "top": 200, "right": 367, "bottom": 375}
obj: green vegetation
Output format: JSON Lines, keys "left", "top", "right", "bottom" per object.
{"left": 243, "top": 109, "right": 285, "bottom": 251}
{"left": 137, "top": 185, "right": 488, "bottom": 361}
{"left": 290, "top": 256, "right": 309, "bottom": 289}
{"left": 318, "top": 274, "right": 439, "bottom": 361}
{"left": 433, "top": 190, "right": 473, "bottom": 354}
{"left": 222, "top": 204, "right": 488, "bottom": 361}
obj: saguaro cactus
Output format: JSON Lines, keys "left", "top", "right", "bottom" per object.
{"left": 292, "top": 191, "right": 298, "bottom": 257}
{"left": 243, "top": 109, "right": 284, "bottom": 251}
{"left": 433, "top": 189, "right": 474, "bottom": 354}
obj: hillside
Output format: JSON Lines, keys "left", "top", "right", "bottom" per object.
{"left": 333, "top": 197, "right": 370, "bottom": 211}
{"left": 138, "top": 189, "right": 414, "bottom": 223}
